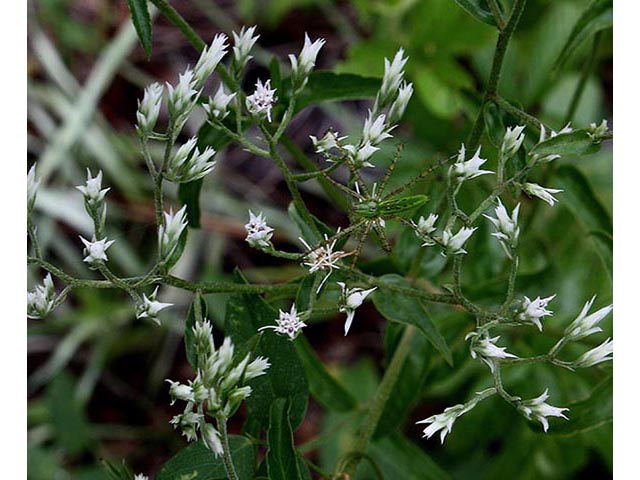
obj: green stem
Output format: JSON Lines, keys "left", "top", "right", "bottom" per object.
{"left": 467, "top": 0, "right": 528, "bottom": 151}
{"left": 487, "top": 0, "right": 505, "bottom": 29}
{"left": 336, "top": 326, "right": 417, "bottom": 478}
{"left": 491, "top": 95, "right": 547, "bottom": 134}
{"left": 564, "top": 31, "right": 602, "bottom": 125}
{"left": 28, "top": 216, "right": 43, "bottom": 259}
{"left": 499, "top": 255, "right": 519, "bottom": 315}
{"left": 216, "top": 416, "right": 239, "bottom": 480}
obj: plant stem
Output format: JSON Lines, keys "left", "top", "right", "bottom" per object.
{"left": 216, "top": 416, "right": 239, "bottom": 480}
{"left": 335, "top": 325, "right": 417, "bottom": 478}
{"left": 28, "top": 216, "right": 43, "bottom": 259}
{"left": 467, "top": 0, "right": 528, "bottom": 151}
{"left": 487, "top": 0, "right": 505, "bottom": 29}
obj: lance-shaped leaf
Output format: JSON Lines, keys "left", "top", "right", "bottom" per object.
{"left": 266, "top": 398, "right": 303, "bottom": 480}
{"left": 126, "top": 0, "right": 153, "bottom": 58}
{"left": 453, "top": 0, "right": 499, "bottom": 27}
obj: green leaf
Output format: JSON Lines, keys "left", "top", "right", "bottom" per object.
{"left": 546, "top": 376, "right": 612, "bottom": 435}
{"left": 294, "top": 335, "right": 358, "bottom": 412}
{"left": 156, "top": 437, "right": 256, "bottom": 480}
{"left": 126, "top": 0, "right": 153, "bottom": 58}
{"left": 225, "top": 270, "right": 309, "bottom": 428}
{"left": 553, "top": 165, "right": 612, "bottom": 278}
{"left": 453, "top": 0, "right": 498, "bottom": 27}
{"left": 374, "top": 323, "right": 433, "bottom": 439}
{"left": 529, "top": 130, "right": 601, "bottom": 158}
{"left": 373, "top": 274, "right": 453, "bottom": 366}
{"left": 553, "top": 0, "right": 612, "bottom": 72}
{"left": 369, "top": 432, "right": 451, "bottom": 480}
{"left": 101, "top": 459, "right": 134, "bottom": 480}
{"left": 287, "top": 202, "right": 336, "bottom": 245}
{"left": 295, "top": 71, "right": 380, "bottom": 112}
{"left": 46, "top": 371, "right": 91, "bottom": 455}
{"left": 184, "top": 293, "right": 208, "bottom": 369}
{"left": 266, "top": 398, "right": 302, "bottom": 480}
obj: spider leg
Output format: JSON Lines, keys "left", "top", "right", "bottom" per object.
{"left": 317, "top": 165, "right": 365, "bottom": 201}
{"left": 346, "top": 221, "right": 372, "bottom": 282}
{"left": 299, "top": 219, "right": 367, "bottom": 259}
{"left": 382, "top": 154, "right": 453, "bottom": 201}
{"left": 372, "top": 221, "right": 393, "bottom": 253}
{"left": 378, "top": 143, "right": 404, "bottom": 194}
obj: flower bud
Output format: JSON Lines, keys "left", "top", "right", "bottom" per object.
{"left": 136, "top": 82, "right": 163, "bottom": 136}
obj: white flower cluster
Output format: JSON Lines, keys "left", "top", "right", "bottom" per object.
{"left": 289, "top": 34, "right": 325, "bottom": 90}
{"left": 450, "top": 144, "right": 493, "bottom": 183}
{"left": 166, "top": 137, "right": 217, "bottom": 183}
{"left": 465, "top": 331, "right": 517, "bottom": 373}
{"left": 27, "top": 164, "right": 40, "bottom": 212}
{"left": 27, "top": 273, "right": 56, "bottom": 319}
{"left": 158, "top": 206, "right": 188, "bottom": 265}
{"left": 259, "top": 304, "right": 307, "bottom": 340}
{"left": 167, "top": 319, "right": 269, "bottom": 455}
{"left": 136, "top": 286, "right": 172, "bottom": 325}
{"left": 483, "top": 199, "right": 520, "bottom": 258}
{"left": 76, "top": 169, "right": 110, "bottom": 237}
{"left": 337, "top": 282, "right": 377, "bottom": 335}
{"left": 244, "top": 210, "right": 274, "bottom": 249}
{"left": 299, "top": 233, "right": 351, "bottom": 291}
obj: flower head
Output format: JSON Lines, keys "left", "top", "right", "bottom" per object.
{"left": 573, "top": 338, "right": 613, "bottom": 368}
{"left": 518, "top": 294, "right": 556, "bottom": 331}
{"left": 564, "top": 296, "right": 613, "bottom": 341}
{"left": 518, "top": 389, "right": 568, "bottom": 432}
{"left": 523, "top": 182, "right": 563, "bottom": 207}
{"left": 587, "top": 119, "right": 609, "bottom": 142}
{"left": 483, "top": 199, "right": 520, "bottom": 256}
{"left": 300, "top": 233, "right": 350, "bottom": 291}
{"left": 28, "top": 164, "right": 41, "bottom": 211}
{"left": 466, "top": 332, "right": 517, "bottom": 372}
{"left": 136, "top": 82, "right": 163, "bottom": 135}
{"left": 259, "top": 304, "right": 307, "bottom": 340}
{"left": 289, "top": 34, "right": 325, "bottom": 88}
{"left": 441, "top": 226, "right": 476, "bottom": 255}
{"left": 134, "top": 475, "right": 149, "bottom": 480}
{"left": 76, "top": 169, "right": 110, "bottom": 206}
{"left": 202, "top": 423, "right": 224, "bottom": 456}
{"left": 204, "top": 84, "right": 237, "bottom": 120}
{"left": 158, "top": 206, "right": 188, "bottom": 262}
{"left": 232, "top": 26, "right": 259, "bottom": 69}
{"left": 27, "top": 273, "right": 56, "bottom": 319}
{"left": 416, "top": 400, "right": 478, "bottom": 444}
{"left": 532, "top": 123, "right": 573, "bottom": 163}
{"left": 344, "top": 142, "right": 379, "bottom": 168}
{"left": 167, "top": 69, "right": 199, "bottom": 125}
{"left": 378, "top": 48, "right": 409, "bottom": 107}
{"left": 310, "top": 130, "right": 348, "bottom": 155}
{"left": 387, "top": 81, "right": 414, "bottom": 125}
{"left": 362, "top": 111, "right": 393, "bottom": 145}
{"left": 193, "top": 34, "right": 228, "bottom": 88}
{"left": 136, "top": 286, "right": 173, "bottom": 324}
{"left": 80, "top": 235, "right": 115, "bottom": 267}
{"left": 167, "top": 137, "right": 217, "bottom": 183}
{"left": 246, "top": 79, "right": 277, "bottom": 122}
{"left": 337, "top": 282, "right": 377, "bottom": 335}
{"left": 451, "top": 144, "right": 493, "bottom": 182}
{"left": 244, "top": 210, "right": 274, "bottom": 248}
{"left": 502, "top": 125, "right": 526, "bottom": 158}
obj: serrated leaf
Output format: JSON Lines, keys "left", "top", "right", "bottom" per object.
{"left": 294, "top": 335, "right": 357, "bottom": 412}
{"left": 453, "top": 0, "right": 498, "bottom": 27}
{"left": 156, "top": 437, "right": 256, "bottom": 480}
{"left": 373, "top": 274, "right": 453, "bottom": 366}
{"left": 266, "top": 398, "right": 302, "bottom": 480}
{"left": 529, "top": 130, "right": 601, "bottom": 158}
{"left": 184, "top": 293, "right": 208, "bottom": 369}
{"left": 295, "top": 71, "right": 380, "bottom": 112}
{"left": 546, "top": 376, "right": 612, "bottom": 435}
{"left": 46, "top": 371, "right": 91, "bottom": 455}
{"left": 553, "top": 0, "right": 612, "bottom": 72}
{"left": 224, "top": 270, "right": 309, "bottom": 428}
{"left": 126, "top": 0, "right": 153, "bottom": 58}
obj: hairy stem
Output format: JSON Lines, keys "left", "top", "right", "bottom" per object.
{"left": 217, "top": 416, "right": 239, "bottom": 480}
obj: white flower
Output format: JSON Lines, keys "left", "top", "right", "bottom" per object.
{"left": 289, "top": 34, "right": 325, "bottom": 87}
{"left": 573, "top": 338, "right": 613, "bottom": 368}
{"left": 80, "top": 236, "right": 115, "bottom": 266}
{"left": 232, "top": 26, "right": 259, "bottom": 69}
{"left": 299, "top": 233, "right": 350, "bottom": 291}
{"left": 451, "top": 144, "right": 493, "bottom": 182}
{"left": 387, "top": 81, "right": 414, "bottom": 124}
{"left": 136, "top": 82, "right": 163, "bottom": 135}
{"left": 518, "top": 389, "right": 568, "bottom": 432}
{"left": 158, "top": 206, "right": 188, "bottom": 262}
{"left": 244, "top": 356, "right": 271, "bottom": 380}
{"left": 134, "top": 474, "right": 149, "bottom": 480}
{"left": 193, "top": 33, "right": 228, "bottom": 88}
{"left": 523, "top": 182, "right": 563, "bottom": 207}
{"left": 167, "top": 380, "right": 195, "bottom": 404}
{"left": 532, "top": 123, "right": 573, "bottom": 163}
{"left": 76, "top": 169, "right": 110, "bottom": 206}
{"left": 167, "top": 137, "right": 217, "bottom": 183}
{"left": 344, "top": 142, "right": 379, "bottom": 168}
{"left": 246, "top": 79, "right": 277, "bottom": 122}
{"left": 337, "top": 282, "right": 377, "bottom": 335}
{"left": 416, "top": 402, "right": 474, "bottom": 444}
{"left": 564, "top": 296, "right": 613, "bottom": 341}
{"left": 587, "top": 119, "right": 609, "bottom": 142}
{"left": 204, "top": 84, "right": 237, "bottom": 120}
{"left": 170, "top": 411, "right": 202, "bottom": 442}
{"left": 167, "top": 69, "right": 199, "bottom": 123}
{"left": 310, "top": 130, "right": 347, "bottom": 154}
{"left": 244, "top": 210, "right": 274, "bottom": 248}
{"left": 518, "top": 294, "right": 556, "bottom": 331}
{"left": 466, "top": 332, "right": 517, "bottom": 372}
{"left": 379, "top": 48, "right": 409, "bottom": 107}
{"left": 483, "top": 200, "right": 520, "bottom": 256}
{"left": 441, "top": 226, "right": 476, "bottom": 255}
{"left": 413, "top": 214, "right": 438, "bottom": 236}
{"left": 28, "top": 163, "right": 40, "bottom": 211}
{"left": 202, "top": 423, "right": 224, "bottom": 456}
{"left": 362, "top": 111, "right": 393, "bottom": 145}
{"left": 259, "top": 304, "right": 307, "bottom": 340}
{"left": 502, "top": 125, "right": 526, "bottom": 158}
{"left": 27, "top": 273, "right": 56, "bottom": 319}
{"left": 136, "top": 286, "right": 173, "bottom": 324}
